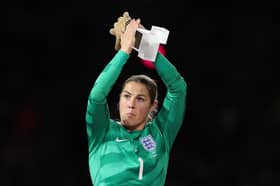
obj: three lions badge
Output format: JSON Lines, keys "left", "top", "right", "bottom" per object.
{"left": 140, "top": 135, "right": 156, "bottom": 152}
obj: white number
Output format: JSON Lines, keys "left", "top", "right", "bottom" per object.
{"left": 138, "top": 157, "right": 144, "bottom": 180}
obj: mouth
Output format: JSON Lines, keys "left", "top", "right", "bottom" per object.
{"left": 126, "top": 112, "right": 136, "bottom": 118}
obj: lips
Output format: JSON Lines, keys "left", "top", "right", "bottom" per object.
{"left": 126, "top": 112, "right": 135, "bottom": 117}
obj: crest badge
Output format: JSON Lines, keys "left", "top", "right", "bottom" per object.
{"left": 140, "top": 135, "right": 156, "bottom": 152}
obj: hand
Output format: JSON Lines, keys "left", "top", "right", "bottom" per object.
{"left": 120, "top": 19, "right": 141, "bottom": 54}
{"left": 109, "top": 12, "right": 132, "bottom": 51}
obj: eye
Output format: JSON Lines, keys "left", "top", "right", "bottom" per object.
{"left": 137, "top": 97, "right": 145, "bottom": 102}
{"left": 123, "top": 94, "right": 130, "bottom": 99}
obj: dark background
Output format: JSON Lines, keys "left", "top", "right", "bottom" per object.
{"left": 1, "top": 0, "right": 280, "bottom": 185}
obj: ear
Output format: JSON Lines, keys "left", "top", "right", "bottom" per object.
{"left": 148, "top": 99, "right": 158, "bottom": 119}
{"left": 151, "top": 99, "right": 158, "bottom": 112}
{"left": 147, "top": 99, "right": 158, "bottom": 121}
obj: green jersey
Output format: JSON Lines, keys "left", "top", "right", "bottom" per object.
{"left": 86, "top": 50, "right": 187, "bottom": 186}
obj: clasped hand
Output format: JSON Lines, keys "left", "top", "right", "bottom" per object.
{"left": 120, "top": 19, "right": 141, "bottom": 54}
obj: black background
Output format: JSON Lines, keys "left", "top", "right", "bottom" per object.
{"left": 1, "top": 0, "right": 280, "bottom": 185}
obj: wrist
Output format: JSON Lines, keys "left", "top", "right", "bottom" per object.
{"left": 120, "top": 48, "right": 132, "bottom": 55}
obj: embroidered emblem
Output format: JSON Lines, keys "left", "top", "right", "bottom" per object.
{"left": 140, "top": 135, "right": 156, "bottom": 152}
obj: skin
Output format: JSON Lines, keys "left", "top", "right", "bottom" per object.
{"left": 118, "top": 19, "right": 157, "bottom": 130}
{"left": 119, "top": 81, "right": 157, "bottom": 131}
{"left": 120, "top": 18, "right": 140, "bottom": 54}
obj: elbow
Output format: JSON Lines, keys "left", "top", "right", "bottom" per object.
{"left": 177, "top": 76, "right": 187, "bottom": 95}
{"left": 88, "top": 89, "right": 106, "bottom": 104}
{"left": 182, "top": 78, "right": 187, "bottom": 92}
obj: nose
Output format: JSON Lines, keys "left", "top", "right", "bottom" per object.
{"left": 128, "top": 98, "right": 136, "bottom": 109}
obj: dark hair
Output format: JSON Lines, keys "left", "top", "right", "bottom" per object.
{"left": 122, "top": 74, "right": 158, "bottom": 104}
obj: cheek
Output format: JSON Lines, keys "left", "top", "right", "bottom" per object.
{"left": 137, "top": 105, "right": 150, "bottom": 115}
{"left": 119, "top": 99, "right": 128, "bottom": 113}
{"left": 119, "top": 100, "right": 125, "bottom": 112}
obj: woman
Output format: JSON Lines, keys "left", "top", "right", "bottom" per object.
{"left": 85, "top": 19, "right": 187, "bottom": 186}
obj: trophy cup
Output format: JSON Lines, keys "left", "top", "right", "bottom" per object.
{"left": 109, "top": 12, "right": 169, "bottom": 62}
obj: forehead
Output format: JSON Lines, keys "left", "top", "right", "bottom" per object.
{"left": 122, "top": 81, "right": 149, "bottom": 96}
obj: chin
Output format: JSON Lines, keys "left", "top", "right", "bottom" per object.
{"left": 121, "top": 121, "right": 136, "bottom": 130}
{"left": 122, "top": 124, "right": 136, "bottom": 131}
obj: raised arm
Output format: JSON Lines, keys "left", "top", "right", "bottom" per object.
{"left": 154, "top": 53, "right": 187, "bottom": 151}
{"left": 86, "top": 19, "right": 140, "bottom": 153}
{"left": 86, "top": 51, "right": 129, "bottom": 153}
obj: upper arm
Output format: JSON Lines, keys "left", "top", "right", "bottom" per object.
{"left": 86, "top": 89, "right": 110, "bottom": 153}
{"left": 85, "top": 51, "right": 129, "bottom": 153}
{"left": 153, "top": 52, "right": 187, "bottom": 150}
{"left": 155, "top": 78, "right": 187, "bottom": 150}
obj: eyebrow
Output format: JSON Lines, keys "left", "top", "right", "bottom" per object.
{"left": 122, "top": 90, "right": 147, "bottom": 97}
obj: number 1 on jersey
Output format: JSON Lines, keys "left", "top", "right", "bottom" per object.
{"left": 138, "top": 157, "right": 144, "bottom": 180}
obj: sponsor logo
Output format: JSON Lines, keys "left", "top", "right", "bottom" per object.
{"left": 115, "top": 137, "right": 129, "bottom": 142}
